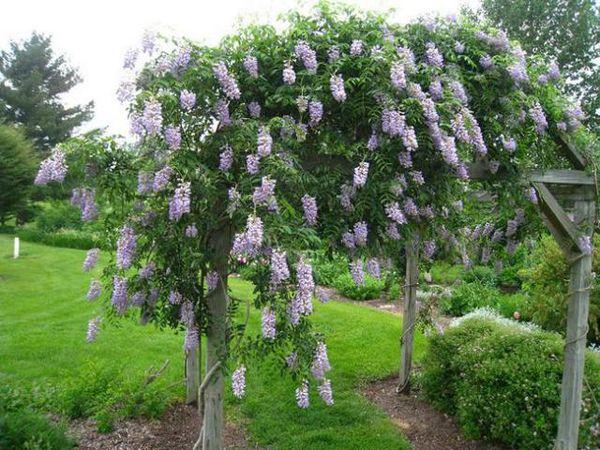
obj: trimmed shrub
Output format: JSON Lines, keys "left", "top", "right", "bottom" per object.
{"left": 333, "top": 272, "right": 385, "bottom": 301}
{"left": 440, "top": 281, "right": 501, "bottom": 316}
{"left": 462, "top": 265, "right": 497, "bottom": 287}
{"left": 422, "top": 310, "right": 600, "bottom": 449}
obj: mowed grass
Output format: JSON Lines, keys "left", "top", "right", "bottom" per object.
{"left": 0, "top": 235, "right": 421, "bottom": 449}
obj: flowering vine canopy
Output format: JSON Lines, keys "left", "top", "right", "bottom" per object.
{"left": 36, "top": 3, "right": 594, "bottom": 408}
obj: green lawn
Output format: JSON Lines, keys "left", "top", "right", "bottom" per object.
{"left": 0, "top": 235, "right": 422, "bottom": 449}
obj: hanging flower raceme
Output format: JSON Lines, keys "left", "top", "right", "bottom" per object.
{"left": 350, "top": 260, "right": 365, "bottom": 286}
{"left": 353, "top": 162, "right": 369, "bottom": 188}
{"left": 169, "top": 182, "right": 191, "bottom": 221}
{"left": 184, "top": 326, "right": 199, "bottom": 352}
{"left": 283, "top": 62, "right": 296, "bottom": 85}
{"left": 116, "top": 225, "right": 136, "bottom": 269}
{"left": 86, "top": 317, "right": 101, "bottom": 343}
{"left": 35, "top": 149, "right": 68, "bottom": 185}
{"left": 86, "top": 280, "right": 102, "bottom": 301}
{"left": 141, "top": 99, "right": 163, "bottom": 135}
{"left": 270, "top": 250, "right": 290, "bottom": 286}
{"left": 350, "top": 39, "right": 364, "bottom": 56}
{"left": 243, "top": 55, "right": 259, "bottom": 78}
{"left": 213, "top": 61, "right": 241, "bottom": 100}
{"left": 164, "top": 125, "right": 181, "bottom": 150}
{"left": 232, "top": 365, "right": 247, "bottom": 398}
{"left": 83, "top": 248, "right": 100, "bottom": 272}
{"left": 232, "top": 215, "right": 264, "bottom": 257}
{"left": 366, "top": 258, "right": 381, "bottom": 279}
{"left": 261, "top": 307, "right": 277, "bottom": 340}
{"left": 308, "top": 100, "right": 323, "bottom": 127}
{"left": 257, "top": 127, "right": 272, "bottom": 157}
{"left": 111, "top": 276, "right": 128, "bottom": 315}
{"left": 294, "top": 41, "right": 317, "bottom": 74}
{"left": 247, "top": 101, "right": 261, "bottom": 118}
{"left": 424, "top": 42, "right": 444, "bottom": 68}
{"left": 296, "top": 380, "right": 310, "bottom": 408}
{"left": 330, "top": 74, "right": 346, "bottom": 102}
{"left": 318, "top": 379, "right": 334, "bottom": 406}
{"left": 180, "top": 90, "right": 196, "bottom": 110}
{"left": 219, "top": 146, "right": 233, "bottom": 172}
{"left": 153, "top": 166, "right": 172, "bottom": 192}
{"left": 301, "top": 194, "right": 318, "bottom": 225}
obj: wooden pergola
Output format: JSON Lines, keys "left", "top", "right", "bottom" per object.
{"left": 399, "top": 133, "right": 597, "bottom": 450}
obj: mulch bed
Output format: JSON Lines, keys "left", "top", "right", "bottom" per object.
{"left": 362, "top": 376, "right": 507, "bottom": 450}
{"left": 69, "top": 403, "right": 254, "bottom": 450}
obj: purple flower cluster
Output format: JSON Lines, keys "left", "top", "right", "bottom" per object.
{"left": 164, "top": 125, "right": 181, "bottom": 150}
{"left": 123, "top": 48, "right": 138, "bottom": 69}
{"left": 350, "top": 40, "right": 364, "bottom": 56}
{"left": 137, "top": 172, "right": 153, "bottom": 194}
{"left": 270, "top": 250, "right": 290, "bottom": 286}
{"left": 387, "top": 223, "right": 401, "bottom": 240}
{"left": 296, "top": 380, "right": 309, "bottom": 408}
{"left": 180, "top": 300, "right": 194, "bottom": 327}
{"left": 301, "top": 194, "right": 318, "bottom": 225}
{"left": 339, "top": 183, "right": 356, "bottom": 212}
{"left": 423, "top": 241, "right": 436, "bottom": 260}
{"left": 330, "top": 74, "right": 346, "bottom": 102}
{"left": 386, "top": 202, "right": 407, "bottom": 225}
{"left": 508, "top": 62, "right": 529, "bottom": 85}
{"left": 294, "top": 41, "right": 317, "bottom": 74}
{"left": 396, "top": 46, "right": 416, "bottom": 72}
{"left": 283, "top": 62, "right": 296, "bottom": 85}
{"left": 579, "top": 236, "right": 592, "bottom": 255}
{"left": 247, "top": 101, "right": 261, "bottom": 118}
{"left": 454, "top": 41, "right": 465, "bottom": 53}
{"left": 366, "top": 258, "right": 381, "bottom": 279}
{"left": 184, "top": 326, "right": 199, "bottom": 352}
{"left": 566, "top": 105, "right": 585, "bottom": 130}
{"left": 243, "top": 55, "right": 259, "bottom": 78}
{"left": 116, "top": 226, "right": 136, "bottom": 269}
{"left": 213, "top": 61, "right": 241, "bottom": 100}
{"left": 86, "top": 317, "right": 101, "bottom": 343}
{"left": 480, "top": 54, "right": 494, "bottom": 70}
{"left": 180, "top": 90, "right": 196, "bottom": 110}
{"left": 35, "top": 149, "right": 68, "bottom": 185}
{"left": 111, "top": 276, "right": 128, "bottom": 315}
{"left": 501, "top": 136, "right": 517, "bottom": 152}
{"left": 353, "top": 221, "right": 368, "bottom": 246}
{"left": 215, "top": 99, "right": 232, "bottom": 126}
{"left": 169, "top": 182, "right": 191, "bottom": 221}
{"left": 261, "top": 307, "right": 277, "bottom": 340}
{"left": 83, "top": 248, "right": 100, "bottom": 272}
{"left": 257, "top": 127, "right": 272, "bottom": 157}
{"left": 232, "top": 215, "right": 264, "bottom": 256}
{"left": 71, "top": 188, "right": 98, "bottom": 221}
{"left": 153, "top": 166, "right": 172, "bottom": 192}
{"left": 529, "top": 102, "right": 548, "bottom": 134}
{"left": 232, "top": 365, "right": 246, "bottom": 398}
{"left": 139, "top": 261, "right": 155, "bottom": 279}
{"left": 404, "top": 198, "right": 419, "bottom": 217}
{"left": 476, "top": 30, "right": 509, "bottom": 51}
{"left": 185, "top": 224, "right": 198, "bottom": 237}
{"left": 350, "top": 260, "right": 365, "bottom": 286}
{"left": 219, "top": 146, "right": 233, "bottom": 171}
{"left": 141, "top": 99, "right": 163, "bottom": 135}
{"left": 116, "top": 78, "right": 135, "bottom": 103}
{"left": 169, "top": 290, "right": 183, "bottom": 305}
{"left": 367, "top": 133, "right": 379, "bottom": 151}
{"left": 390, "top": 62, "right": 406, "bottom": 90}
{"left": 87, "top": 280, "right": 102, "bottom": 301}
{"left": 411, "top": 171, "right": 425, "bottom": 185}
{"left": 308, "top": 100, "right": 323, "bottom": 127}
{"left": 311, "top": 341, "right": 331, "bottom": 380}
{"left": 318, "top": 379, "right": 334, "bottom": 406}
{"left": 353, "top": 162, "right": 369, "bottom": 188}
{"left": 246, "top": 154, "right": 260, "bottom": 175}
{"left": 449, "top": 81, "right": 468, "bottom": 105}
{"left": 425, "top": 42, "right": 444, "bottom": 68}
{"left": 206, "top": 271, "right": 219, "bottom": 292}
{"left": 252, "top": 176, "right": 277, "bottom": 208}
{"left": 429, "top": 78, "right": 443, "bottom": 100}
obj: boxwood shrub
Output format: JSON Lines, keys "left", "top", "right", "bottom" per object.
{"left": 422, "top": 309, "right": 600, "bottom": 449}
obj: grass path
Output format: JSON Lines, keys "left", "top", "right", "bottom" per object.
{"left": 0, "top": 235, "right": 422, "bottom": 449}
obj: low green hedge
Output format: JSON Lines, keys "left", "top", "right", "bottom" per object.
{"left": 422, "top": 309, "right": 600, "bottom": 449}
{"left": 0, "top": 226, "right": 103, "bottom": 250}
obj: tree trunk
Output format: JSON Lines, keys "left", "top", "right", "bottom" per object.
{"left": 186, "top": 345, "right": 200, "bottom": 405}
{"left": 399, "top": 234, "right": 419, "bottom": 393}
{"left": 202, "top": 225, "right": 231, "bottom": 450}
{"left": 555, "top": 200, "right": 594, "bottom": 450}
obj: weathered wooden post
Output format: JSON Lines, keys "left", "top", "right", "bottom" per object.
{"left": 13, "top": 237, "right": 19, "bottom": 259}
{"left": 186, "top": 345, "right": 200, "bottom": 405}
{"left": 399, "top": 233, "right": 419, "bottom": 393}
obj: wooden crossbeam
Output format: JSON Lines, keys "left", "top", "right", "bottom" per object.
{"left": 557, "top": 132, "right": 588, "bottom": 170}
{"left": 528, "top": 170, "right": 594, "bottom": 185}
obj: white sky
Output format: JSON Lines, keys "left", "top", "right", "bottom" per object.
{"left": 0, "top": 0, "right": 480, "bottom": 136}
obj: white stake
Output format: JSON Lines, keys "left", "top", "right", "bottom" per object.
{"left": 13, "top": 237, "right": 20, "bottom": 259}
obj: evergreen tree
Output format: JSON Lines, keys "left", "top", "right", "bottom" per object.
{"left": 0, "top": 33, "right": 94, "bottom": 152}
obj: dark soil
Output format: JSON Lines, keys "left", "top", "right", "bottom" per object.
{"left": 362, "top": 376, "right": 507, "bottom": 450}
{"left": 70, "top": 403, "right": 254, "bottom": 450}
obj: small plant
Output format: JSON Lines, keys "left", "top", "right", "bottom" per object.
{"left": 440, "top": 281, "right": 501, "bottom": 316}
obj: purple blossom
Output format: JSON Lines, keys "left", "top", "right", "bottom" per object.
{"left": 404, "top": 198, "right": 419, "bottom": 217}
{"left": 429, "top": 78, "right": 443, "bottom": 101}
{"left": 184, "top": 326, "right": 199, "bottom": 352}
{"left": 397, "top": 151, "right": 411, "bottom": 169}
{"left": 390, "top": 62, "right": 406, "bottom": 90}
{"left": 243, "top": 55, "right": 259, "bottom": 78}
{"left": 449, "top": 81, "right": 468, "bottom": 105}
{"left": 301, "top": 194, "right": 318, "bottom": 225}
{"left": 330, "top": 74, "right": 346, "bottom": 102}
{"left": 111, "top": 276, "right": 128, "bottom": 315}
{"left": 316, "top": 287, "right": 330, "bottom": 303}
{"left": 171, "top": 47, "right": 191, "bottom": 75}
{"left": 131, "top": 291, "right": 146, "bottom": 306}
{"left": 385, "top": 202, "right": 407, "bottom": 224}
{"left": 296, "top": 380, "right": 309, "bottom": 408}
{"left": 232, "top": 365, "right": 246, "bottom": 398}
{"left": 180, "top": 300, "right": 194, "bottom": 327}
{"left": 579, "top": 236, "right": 592, "bottom": 255}
{"left": 353, "top": 162, "right": 369, "bottom": 188}
{"left": 213, "top": 61, "right": 241, "bottom": 100}
{"left": 252, "top": 176, "right": 276, "bottom": 208}
{"left": 350, "top": 260, "right": 365, "bottom": 286}
{"left": 367, "top": 133, "right": 379, "bottom": 151}
{"left": 342, "top": 232, "right": 356, "bottom": 249}
{"left": 508, "top": 62, "right": 529, "bottom": 85}
{"left": 219, "top": 146, "right": 233, "bottom": 171}
{"left": 353, "top": 221, "right": 368, "bottom": 246}
{"left": 328, "top": 46, "right": 340, "bottom": 63}
{"left": 180, "top": 90, "right": 196, "bottom": 110}
{"left": 270, "top": 250, "right": 290, "bottom": 286}
{"left": 366, "top": 258, "right": 381, "bottom": 279}
{"left": 294, "top": 258, "right": 314, "bottom": 316}
{"left": 164, "top": 125, "right": 181, "bottom": 150}
{"left": 454, "top": 41, "right": 465, "bottom": 53}
{"left": 492, "top": 229, "right": 504, "bottom": 243}
{"left": 283, "top": 62, "right": 296, "bottom": 85}
{"left": 411, "top": 171, "right": 425, "bottom": 185}
{"left": 311, "top": 341, "right": 331, "bottom": 380}
{"left": 139, "top": 261, "right": 155, "bottom": 279}
{"left": 83, "top": 248, "right": 100, "bottom": 272}
{"left": 480, "top": 54, "right": 494, "bottom": 70}
{"left": 308, "top": 100, "right": 323, "bottom": 127}
{"left": 257, "top": 127, "right": 272, "bottom": 157}
{"left": 141, "top": 30, "right": 156, "bottom": 54}
{"left": 425, "top": 42, "right": 444, "bottom": 68}
{"left": 421, "top": 98, "right": 439, "bottom": 122}
{"left": 86, "top": 280, "right": 102, "bottom": 301}
{"left": 185, "top": 224, "right": 198, "bottom": 237}
{"left": 350, "top": 40, "right": 364, "bottom": 56}
{"left": 529, "top": 102, "right": 548, "bottom": 134}
{"left": 294, "top": 41, "right": 317, "bottom": 74}
{"left": 206, "top": 271, "right": 219, "bottom": 292}
{"left": 116, "top": 79, "right": 135, "bottom": 103}
{"left": 246, "top": 154, "right": 260, "bottom": 174}
{"left": 86, "top": 317, "right": 101, "bottom": 343}
{"left": 566, "top": 105, "right": 585, "bottom": 130}
{"left": 232, "top": 216, "right": 264, "bottom": 256}
{"left": 396, "top": 46, "right": 416, "bottom": 72}
{"left": 557, "top": 122, "right": 567, "bottom": 132}
{"left": 501, "top": 136, "right": 517, "bottom": 152}
{"left": 34, "top": 149, "right": 68, "bottom": 185}
{"left": 548, "top": 60, "right": 560, "bottom": 80}
{"left": 123, "top": 48, "right": 138, "bottom": 69}
{"left": 153, "top": 166, "right": 172, "bottom": 192}
{"left": 169, "top": 182, "right": 191, "bottom": 221}
{"left": 386, "top": 223, "right": 401, "bottom": 240}
{"left": 138, "top": 171, "right": 153, "bottom": 194}
{"left": 296, "top": 96, "right": 309, "bottom": 113}
{"left": 526, "top": 187, "right": 538, "bottom": 204}
{"left": 169, "top": 290, "right": 183, "bottom": 305}
{"left": 261, "top": 307, "right": 277, "bottom": 340}
{"left": 423, "top": 241, "right": 436, "bottom": 260}
{"left": 116, "top": 226, "right": 136, "bottom": 269}
{"left": 141, "top": 99, "right": 163, "bottom": 135}
{"left": 318, "top": 379, "right": 334, "bottom": 406}
{"left": 339, "top": 183, "right": 356, "bottom": 212}
{"left": 80, "top": 189, "right": 98, "bottom": 222}
{"left": 247, "top": 101, "right": 261, "bottom": 118}
{"left": 215, "top": 99, "right": 232, "bottom": 126}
